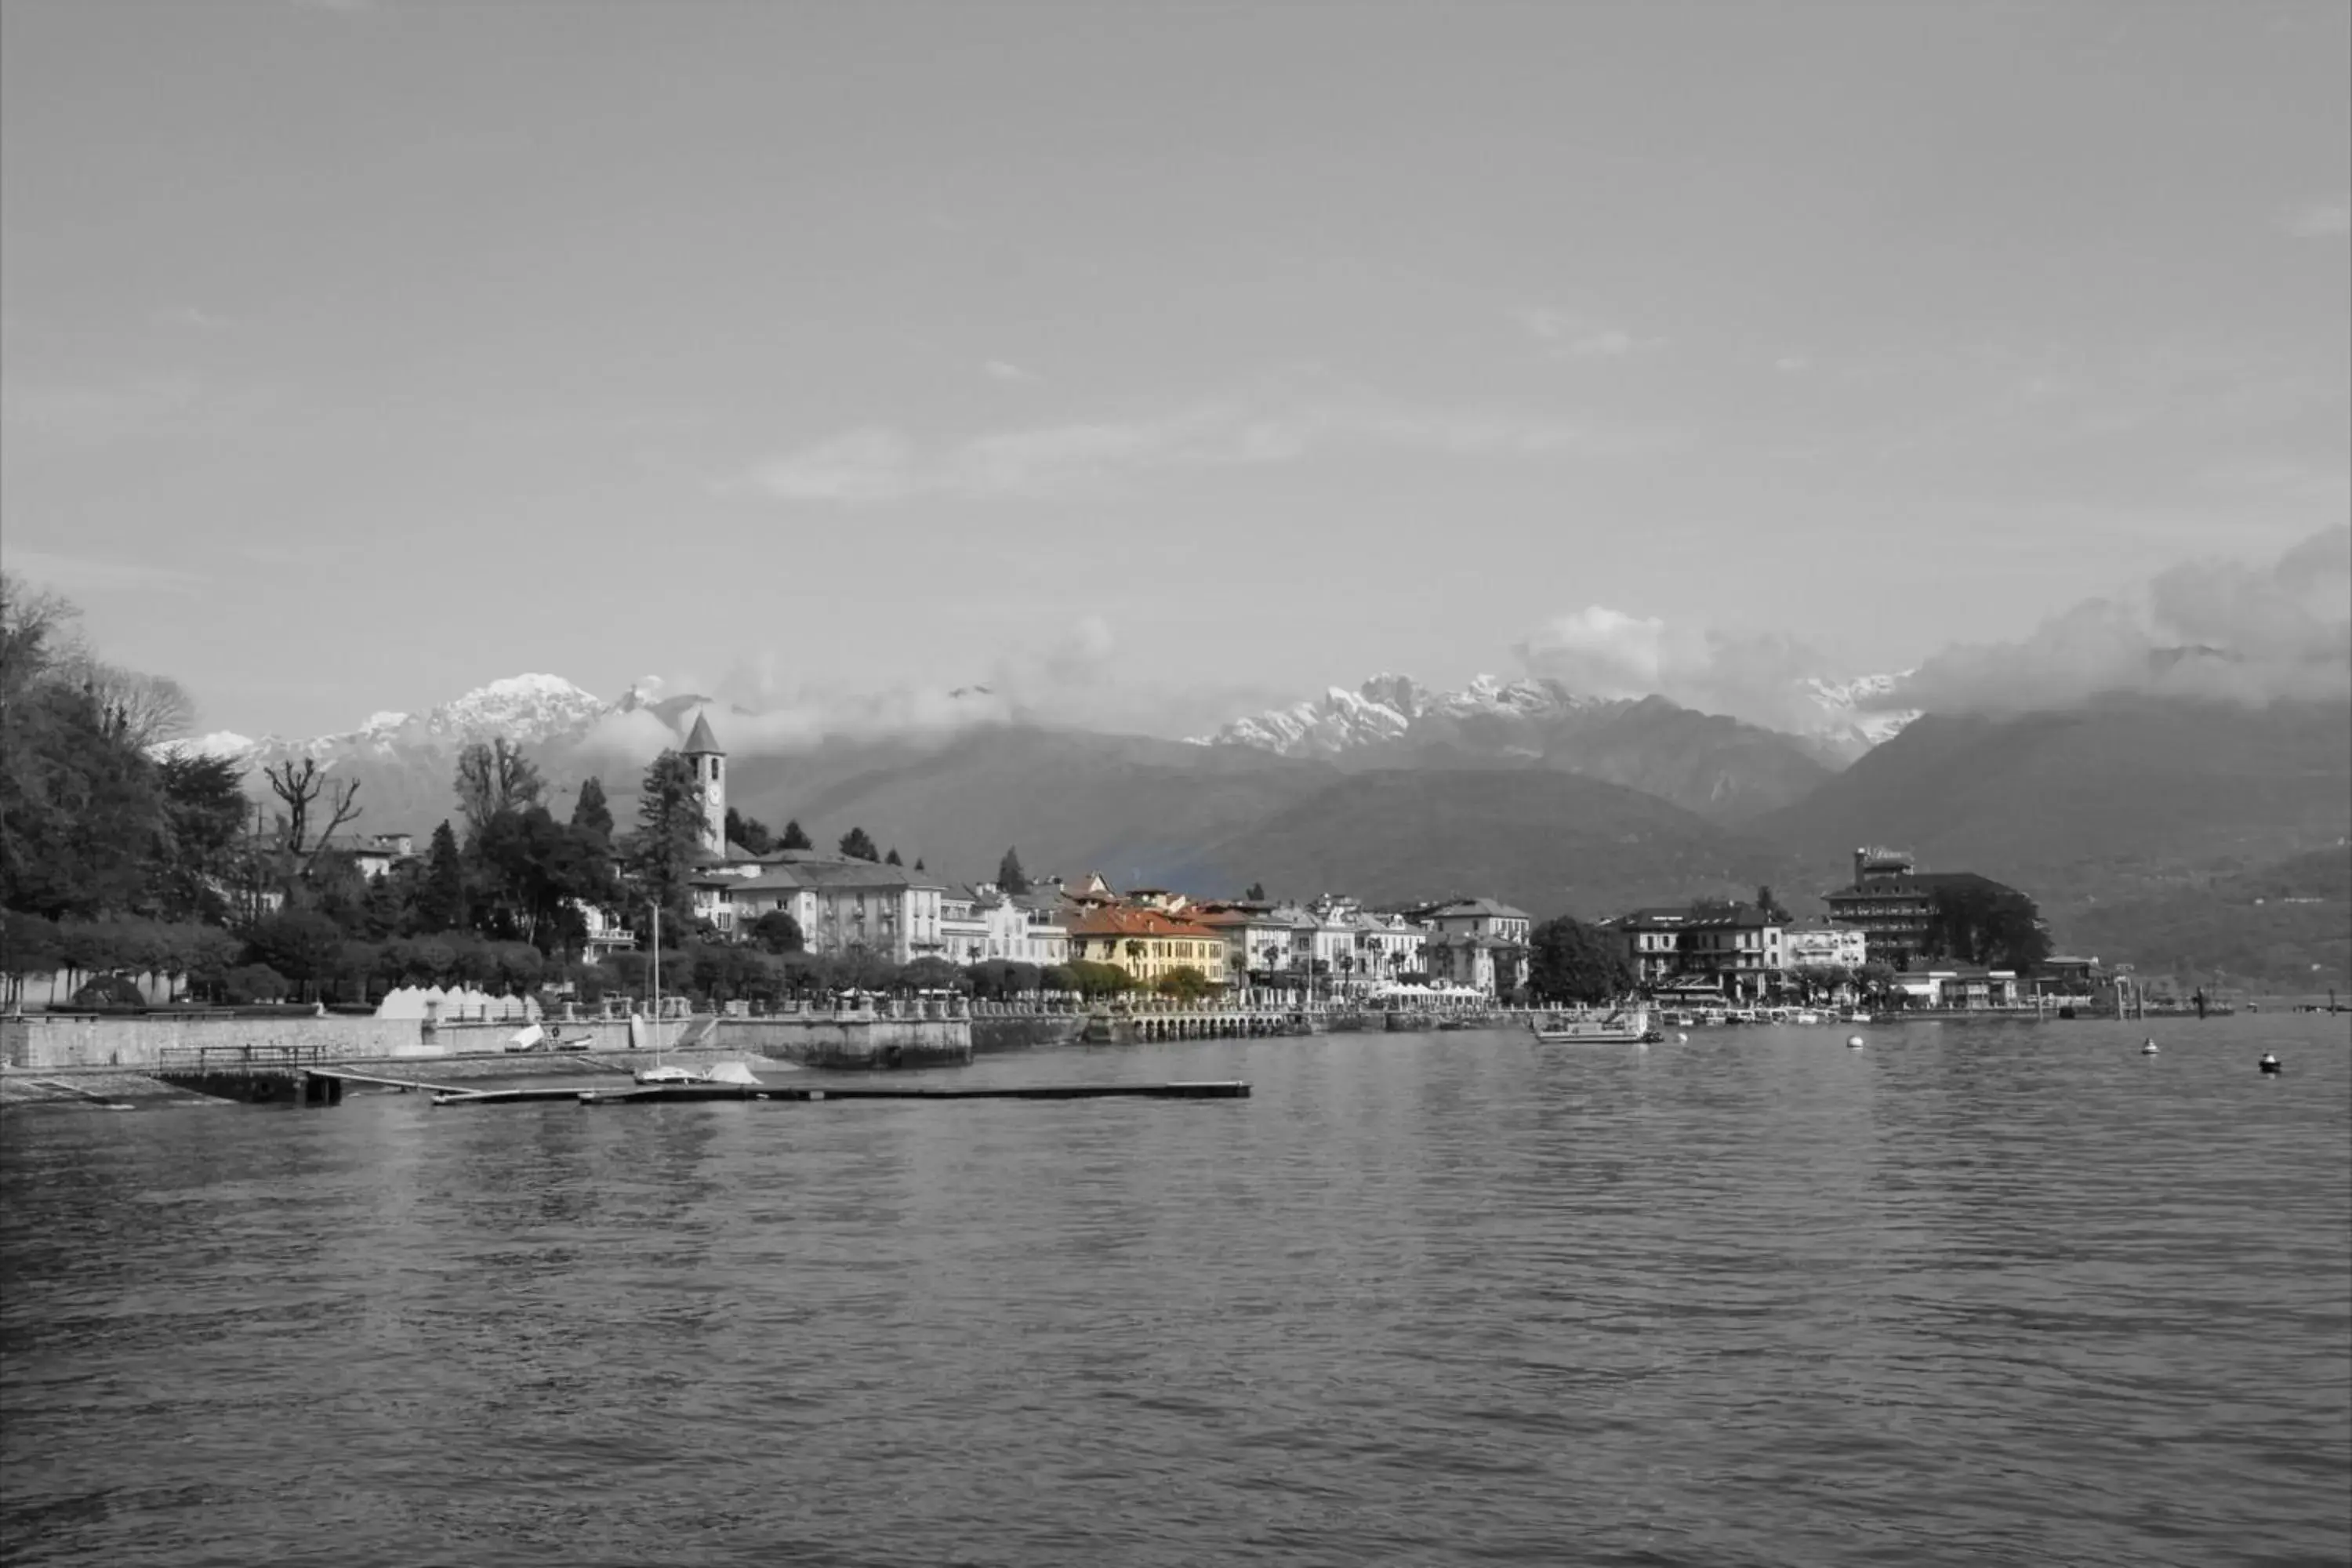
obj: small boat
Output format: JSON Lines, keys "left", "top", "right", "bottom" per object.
{"left": 1842, "top": 1010, "right": 1872, "bottom": 1024}
{"left": 1531, "top": 1009, "right": 1657, "bottom": 1044}
{"left": 1792, "top": 1010, "right": 1823, "bottom": 1026}
{"left": 1434, "top": 1015, "right": 1476, "bottom": 1032}
{"left": 630, "top": 904, "right": 744, "bottom": 1085}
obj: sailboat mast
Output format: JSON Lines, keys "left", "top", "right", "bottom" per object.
{"left": 650, "top": 902, "right": 662, "bottom": 1055}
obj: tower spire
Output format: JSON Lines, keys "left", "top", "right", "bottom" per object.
{"left": 683, "top": 709, "right": 725, "bottom": 855}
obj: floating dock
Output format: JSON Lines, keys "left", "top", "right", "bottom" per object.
{"left": 430, "top": 1080, "right": 1252, "bottom": 1108}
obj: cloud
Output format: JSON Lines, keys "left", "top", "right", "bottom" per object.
{"left": 153, "top": 305, "right": 233, "bottom": 332}
{"left": 2282, "top": 198, "right": 2351, "bottom": 239}
{"left": 576, "top": 615, "right": 1137, "bottom": 763}
{"left": 736, "top": 427, "right": 920, "bottom": 503}
{"left": 1522, "top": 307, "right": 1665, "bottom": 359}
{"left": 1887, "top": 524, "right": 2351, "bottom": 713}
{"left": 729, "top": 390, "right": 1650, "bottom": 506}
{"left": 1512, "top": 608, "right": 1842, "bottom": 731}
{"left": 982, "top": 359, "right": 1038, "bottom": 384}
{"left": 0, "top": 548, "right": 208, "bottom": 597}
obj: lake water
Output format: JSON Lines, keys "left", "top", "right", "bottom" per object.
{"left": 3, "top": 1017, "right": 2347, "bottom": 1568}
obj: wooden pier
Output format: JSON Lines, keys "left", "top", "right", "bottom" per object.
{"left": 432, "top": 1080, "right": 1253, "bottom": 1108}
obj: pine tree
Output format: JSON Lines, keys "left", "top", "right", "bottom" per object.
{"left": 996, "top": 847, "right": 1032, "bottom": 894}
{"left": 419, "top": 822, "right": 468, "bottom": 931}
{"left": 570, "top": 776, "right": 613, "bottom": 840}
{"left": 726, "top": 807, "right": 775, "bottom": 855}
{"left": 884, "top": 848, "right": 902, "bottom": 866}
{"left": 627, "top": 750, "right": 705, "bottom": 930}
{"left": 779, "top": 818, "right": 813, "bottom": 851}
{"left": 1245, "top": 881, "right": 1267, "bottom": 902}
{"left": 838, "top": 826, "right": 879, "bottom": 862}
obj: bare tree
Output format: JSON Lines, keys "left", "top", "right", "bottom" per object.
{"left": 64, "top": 658, "right": 194, "bottom": 748}
{"left": 0, "top": 572, "right": 85, "bottom": 707}
{"left": 454, "top": 738, "right": 545, "bottom": 839}
{"left": 264, "top": 758, "right": 363, "bottom": 881}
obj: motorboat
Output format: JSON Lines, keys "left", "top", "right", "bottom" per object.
{"left": 1530, "top": 1009, "right": 1659, "bottom": 1044}
{"left": 633, "top": 1059, "right": 763, "bottom": 1088}
{"left": 1842, "top": 1009, "right": 1873, "bottom": 1024}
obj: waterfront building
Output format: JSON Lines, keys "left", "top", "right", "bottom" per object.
{"left": 1065, "top": 906, "right": 1229, "bottom": 987}
{"left": 938, "top": 887, "right": 993, "bottom": 964}
{"left": 663, "top": 714, "right": 948, "bottom": 962}
{"left": 1612, "top": 908, "right": 1697, "bottom": 986}
{"left": 1824, "top": 848, "right": 2040, "bottom": 968}
{"left": 1674, "top": 907, "right": 1788, "bottom": 999}
{"left": 1193, "top": 903, "right": 1314, "bottom": 993}
{"left": 1889, "top": 965, "right": 2024, "bottom": 1010}
{"left": 1414, "top": 897, "right": 1533, "bottom": 999}
{"left": 1352, "top": 910, "right": 1425, "bottom": 988}
{"left": 720, "top": 855, "right": 947, "bottom": 963}
{"left": 1783, "top": 918, "right": 1868, "bottom": 971}
{"left": 952, "top": 884, "right": 1072, "bottom": 967}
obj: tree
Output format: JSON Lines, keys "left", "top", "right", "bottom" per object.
{"left": 476, "top": 805, "right": 613, "bottom": 955}
{"left": 884, "top": 848, "right": 903, "bottom": 866}
{"left": 1156, "top": 966, "right": 1214, "bottom": 1002}
{"left": 1926, "top": 883, "right": 2051, "bottom": 969}
{"left": 3, "top": 670, "right": 167, "bottom": 919}
{"left": 1245, "top": 882, "right": 1268, "bottom": 902}
{"left": 838, "top": 826, "right": 880, "bottom": 862}
{"left": 570, "top": 775, "right": 614, "bottom": 840}
{"left": 724, "top": 806, "right": 775, "bottom": 855}
{"left": 1065, "top": 960, "right": 1133, "bottom": 998}
{"left": 779, "top": 818, "right": 813, "bottom": 851}
{"left": 150, "top": 751, "right": 249, "bottom": 923}
{"left": 748, "top": 909, "right": 804, "bottom": 954}
{"left": 57, "top": 657, "right": 193, "bottom": 750}
{"left": 1757, "top": 885, "right": 1791, "bottom": 922}
{"left": 1527, "top": 916, "right": 1635, "bottom": 1005}
{"left": 913, "top": 858, "right": 925, "bottom": 872}
{"left": 454, "top": 739, "right": 544, "bottom": 840}
{"left": 417, "top": 821, "right": 469, "bottom": 931}
{"left": 263, "top": 757, "right": 362, "bottom": 884}
{"left": 899, "top": 956, "right": 966, "bottom": 993}
{"left": 625, "top": 750, "right": 705, "bottom": 932}
{"left": 997, "top": 848, "right": 1032, "bottom": 894}
{"left": 243, "top": 908, "right": 348, "bottom": 1002}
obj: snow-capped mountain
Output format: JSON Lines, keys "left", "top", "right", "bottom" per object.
{"left": 1195, "top": 670, "right": 1922, "bottom": 770}
{"left": 1195, "top": 673, "right": 1609, "bottom": 758}
{"left": 161, "top": 673, "right": 612, "bottom": 764}
{"left": 1798, "top": 673, "right": 1921, "bottom": 759}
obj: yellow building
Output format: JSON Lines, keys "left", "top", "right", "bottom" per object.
{"left": 1065, "top": 907, "right": 1226, "bottom": 985}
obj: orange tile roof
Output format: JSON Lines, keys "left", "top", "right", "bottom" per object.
{"left": 1064, "top": 906, "right": 1225, "bottom": 941}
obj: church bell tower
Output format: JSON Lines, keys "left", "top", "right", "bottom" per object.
{"left": 682, "top": 710, "right": 726, "bottom": 857}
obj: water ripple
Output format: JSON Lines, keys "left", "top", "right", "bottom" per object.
{"left": 4, "top": 1018, "right": 2347, "bottom": 1566}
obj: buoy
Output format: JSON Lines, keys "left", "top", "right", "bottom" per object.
{"left": 2141, "top": 1039, "right": 2159, "bottom": 1055}
{"left": 1676, "top": 1032, "right": 1690, "bottom": 1043}
{"left": 1846, "top": 1034, "right": 1864, "bottom": 1048}
{"left": 2259, "top": 1054, "right": 2281, "bottom": 1076}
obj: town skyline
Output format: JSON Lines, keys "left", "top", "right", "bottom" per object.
{"left": 5, "top": 2, "right": 2346, "bottom": 739}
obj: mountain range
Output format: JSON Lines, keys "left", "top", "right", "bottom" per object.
{"left": 1192, "top": 671, "right": 1918, "bottom": 766}
{"left": 165, "top": 670, "right": 2352, "bottom": 988}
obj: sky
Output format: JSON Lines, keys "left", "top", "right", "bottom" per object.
{"left": 3, "top": 1, "right": 2347, "bottom": 740}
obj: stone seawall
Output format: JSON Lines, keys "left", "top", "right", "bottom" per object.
{"left": 1, "top": 1015, "right": 426, "bottom": 1069}
{"left": 971, "top": 1015, "right": 1087, "bottom": 1054}
{"left": 0, "top": 1011, "right": 973, "bottom": 1074}
{"left": 716, "top": 1018, "right": 970, "bottom": 1069}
